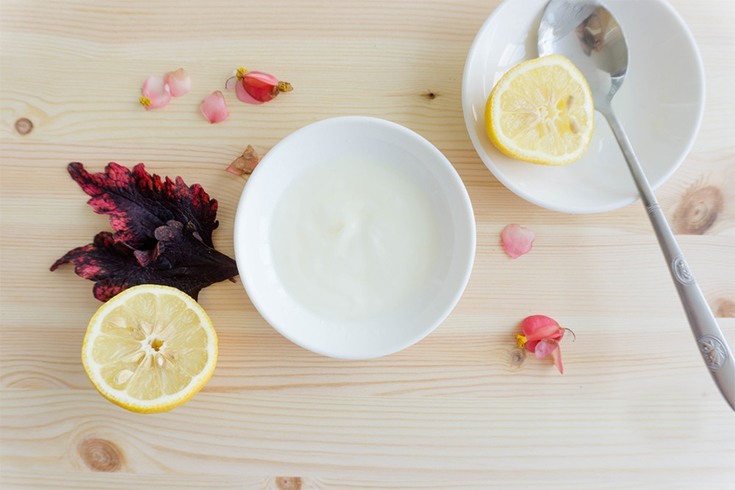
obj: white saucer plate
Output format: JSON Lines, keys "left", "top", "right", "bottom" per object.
{"left": 462, "top": 0, "right": 705, "bottom": 213}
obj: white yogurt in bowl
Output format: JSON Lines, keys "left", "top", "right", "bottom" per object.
{"left": 271, "top": 157, "right": 440, "bottom": 321}
{"left": 234, "top": 116, "right": 475, "bottom": 359}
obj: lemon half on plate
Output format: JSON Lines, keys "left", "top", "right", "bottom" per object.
{"left": 485, "top": 54, "right": 594, "bottom": 165}
{"left": 82, "top": 285, "right": 217, "bottom": 413}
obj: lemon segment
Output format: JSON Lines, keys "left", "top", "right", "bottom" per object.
{"left": 485, "top": 54, "right": 594, "bottom": 165}
{"left": 82, "top": 285, "right": 217, "bottom": 413}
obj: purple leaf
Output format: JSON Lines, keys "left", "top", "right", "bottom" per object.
{"left": 52, "top": 163, "right": 238, "bottom": 301}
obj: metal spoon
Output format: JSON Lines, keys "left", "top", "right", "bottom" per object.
{"left": 538, "top": 0, "right": 734, "bottom": 411}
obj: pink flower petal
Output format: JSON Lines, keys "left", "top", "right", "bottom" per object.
{"left": 140, "top": 75, "right": 171, "bottom": 110}
{"left": 235, "top": 78, "right": 265, "bottom": 104}
{"left": 501, "top": 224, "right": 535, "bottom": 259}
{"left": 534, "top": 339, "right": 565, "bottom": 374}
{"left": 521, "top": 315, "right": 564, "bottom": 342}
{"left": 242, "top": 71, "right": 280, "bottom": 102}
{"left": 534, "top": 338, "right": 559, "bottom": 360}
{"left": 164, "top": 68, "right": 191, "bottom": 97}
{"left": 550, "top": 346, "right": 564, "bottom": 374}
{"left": 246, "top": 70, "right": 279, "bottom": 86}
{"left": 200, "top": 91, "right": 229, "bottom": 124}
{"left": 525, "top": 339, "right": 540, "bottom": 353}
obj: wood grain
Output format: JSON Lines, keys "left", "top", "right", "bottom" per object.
{"left": 1, "top": 0, "right": 734, "bottom": 488}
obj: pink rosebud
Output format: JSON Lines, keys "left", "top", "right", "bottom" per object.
{"left": 164, "top": 68, "right": 191, "bottom": 97}
{"left": 228, "top": 67, "right": 293, "bottom": 104}
{"left": 139, "top": 76, "right": 171, "bottom": 110}
{"left": 200, "top": 91, "right": 229, "bottom": 124}
{"left": 516, "top": 315, "right": 570, "bottom": 374}
{"left": 501, "top": 224, "right": 535, "bottom": 259}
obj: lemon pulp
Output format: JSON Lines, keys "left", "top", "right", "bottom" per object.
{"left": 485, "top": 54, "right": 594, "bottom": 165}
{"left": 82, "top": 285, "right": 217, "bottom": 413}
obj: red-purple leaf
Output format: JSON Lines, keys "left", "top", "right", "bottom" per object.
{"left": 51, "top": 226, "right": 237, "bottom": 302}
{"left": 67, "top": 162, "right": 219, "bottom": 249}
{"left": 52, "top": 163, "right": 238, "bottom": 301}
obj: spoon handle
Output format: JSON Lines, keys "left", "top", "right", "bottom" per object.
{"left": 602, "top": 110, "right": 735, "bottom": 412}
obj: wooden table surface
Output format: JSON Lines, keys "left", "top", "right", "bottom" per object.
{"left": 1, "top": 0, "right": 734, "bottom": 488}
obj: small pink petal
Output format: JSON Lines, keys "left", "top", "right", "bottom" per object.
{"left": 534, "top": 338, "right": 559, "bottom": 361}
{"left": 200, "top": 91, "right": 229, "bottom": 124}
{"left": 164, "top": 68, "right": 191, "bottom": 97}
{"left": 140, "top": 75, "right": 171, "bottom": 110}
{"left": 521, "top": 315, "right": 564, "bottom": 342}
{"left": 235, "top": 78, "right": 264, "bottom": 104}
{"left": 501, "top": 224, "right": 535, "bottom": 259}
{"left": 550, "top": 346, "right": 564, "bottom": 374}
{"left": 246, "top": 70, "right": 279, "bottom": 86}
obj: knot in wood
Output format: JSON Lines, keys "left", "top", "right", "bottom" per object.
{"left": 715, "top": 299, "right": 735, "bottom": 318}
{"left": 15, "top": 118, "right": 33, "bottom": 135}
{"left": 77, "top": 438, "right": 124, "bottom": 472}
{"left": 510, "top": 347, "right": 526, "bottom": 367}
{"left": 276, "top": 476, "right": 303, "bottom": 490}
{"left": 673, "top": 185, "right": 723, "bottom": 235}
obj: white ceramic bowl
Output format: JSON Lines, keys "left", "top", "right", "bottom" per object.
{"left": 234, "top": 116, "right": 476, "bottom": 359}
{"left": 462, "top": 0, "right": 705, "bottom": 213}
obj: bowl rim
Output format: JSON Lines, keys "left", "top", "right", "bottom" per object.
{"left": 460, "top": 0, "right": 706, "bottom": 214}
{"left": 233, "top": 115, "right": 477, "bottom": 359}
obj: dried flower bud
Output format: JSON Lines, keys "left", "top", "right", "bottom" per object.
{"left": 516, "top": 315, "right": 573, "bottom": 374}
{"left": 228, "top": 67, "right": 293, "bottom": 104}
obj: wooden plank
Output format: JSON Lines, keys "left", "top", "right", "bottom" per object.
{"left": 2, "top": 391, "right": 734, "bottom": 487}
{"left": 1, "top": 0, "right": 734, "bottom": 487}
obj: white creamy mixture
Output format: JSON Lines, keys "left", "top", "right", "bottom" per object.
{"left": 270, "top": 158, "right": 439, "bottom": 320}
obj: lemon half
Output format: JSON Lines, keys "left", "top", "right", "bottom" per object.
{"left": 82, "top": 285, "right": 217, "bottom": 413}
{"left": 485, "top": 54, "right": 594, "bottom": 165}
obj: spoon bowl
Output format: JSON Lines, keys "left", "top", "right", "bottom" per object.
{"left": 538, "top": 3, "right": 628, "bottom": 111}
